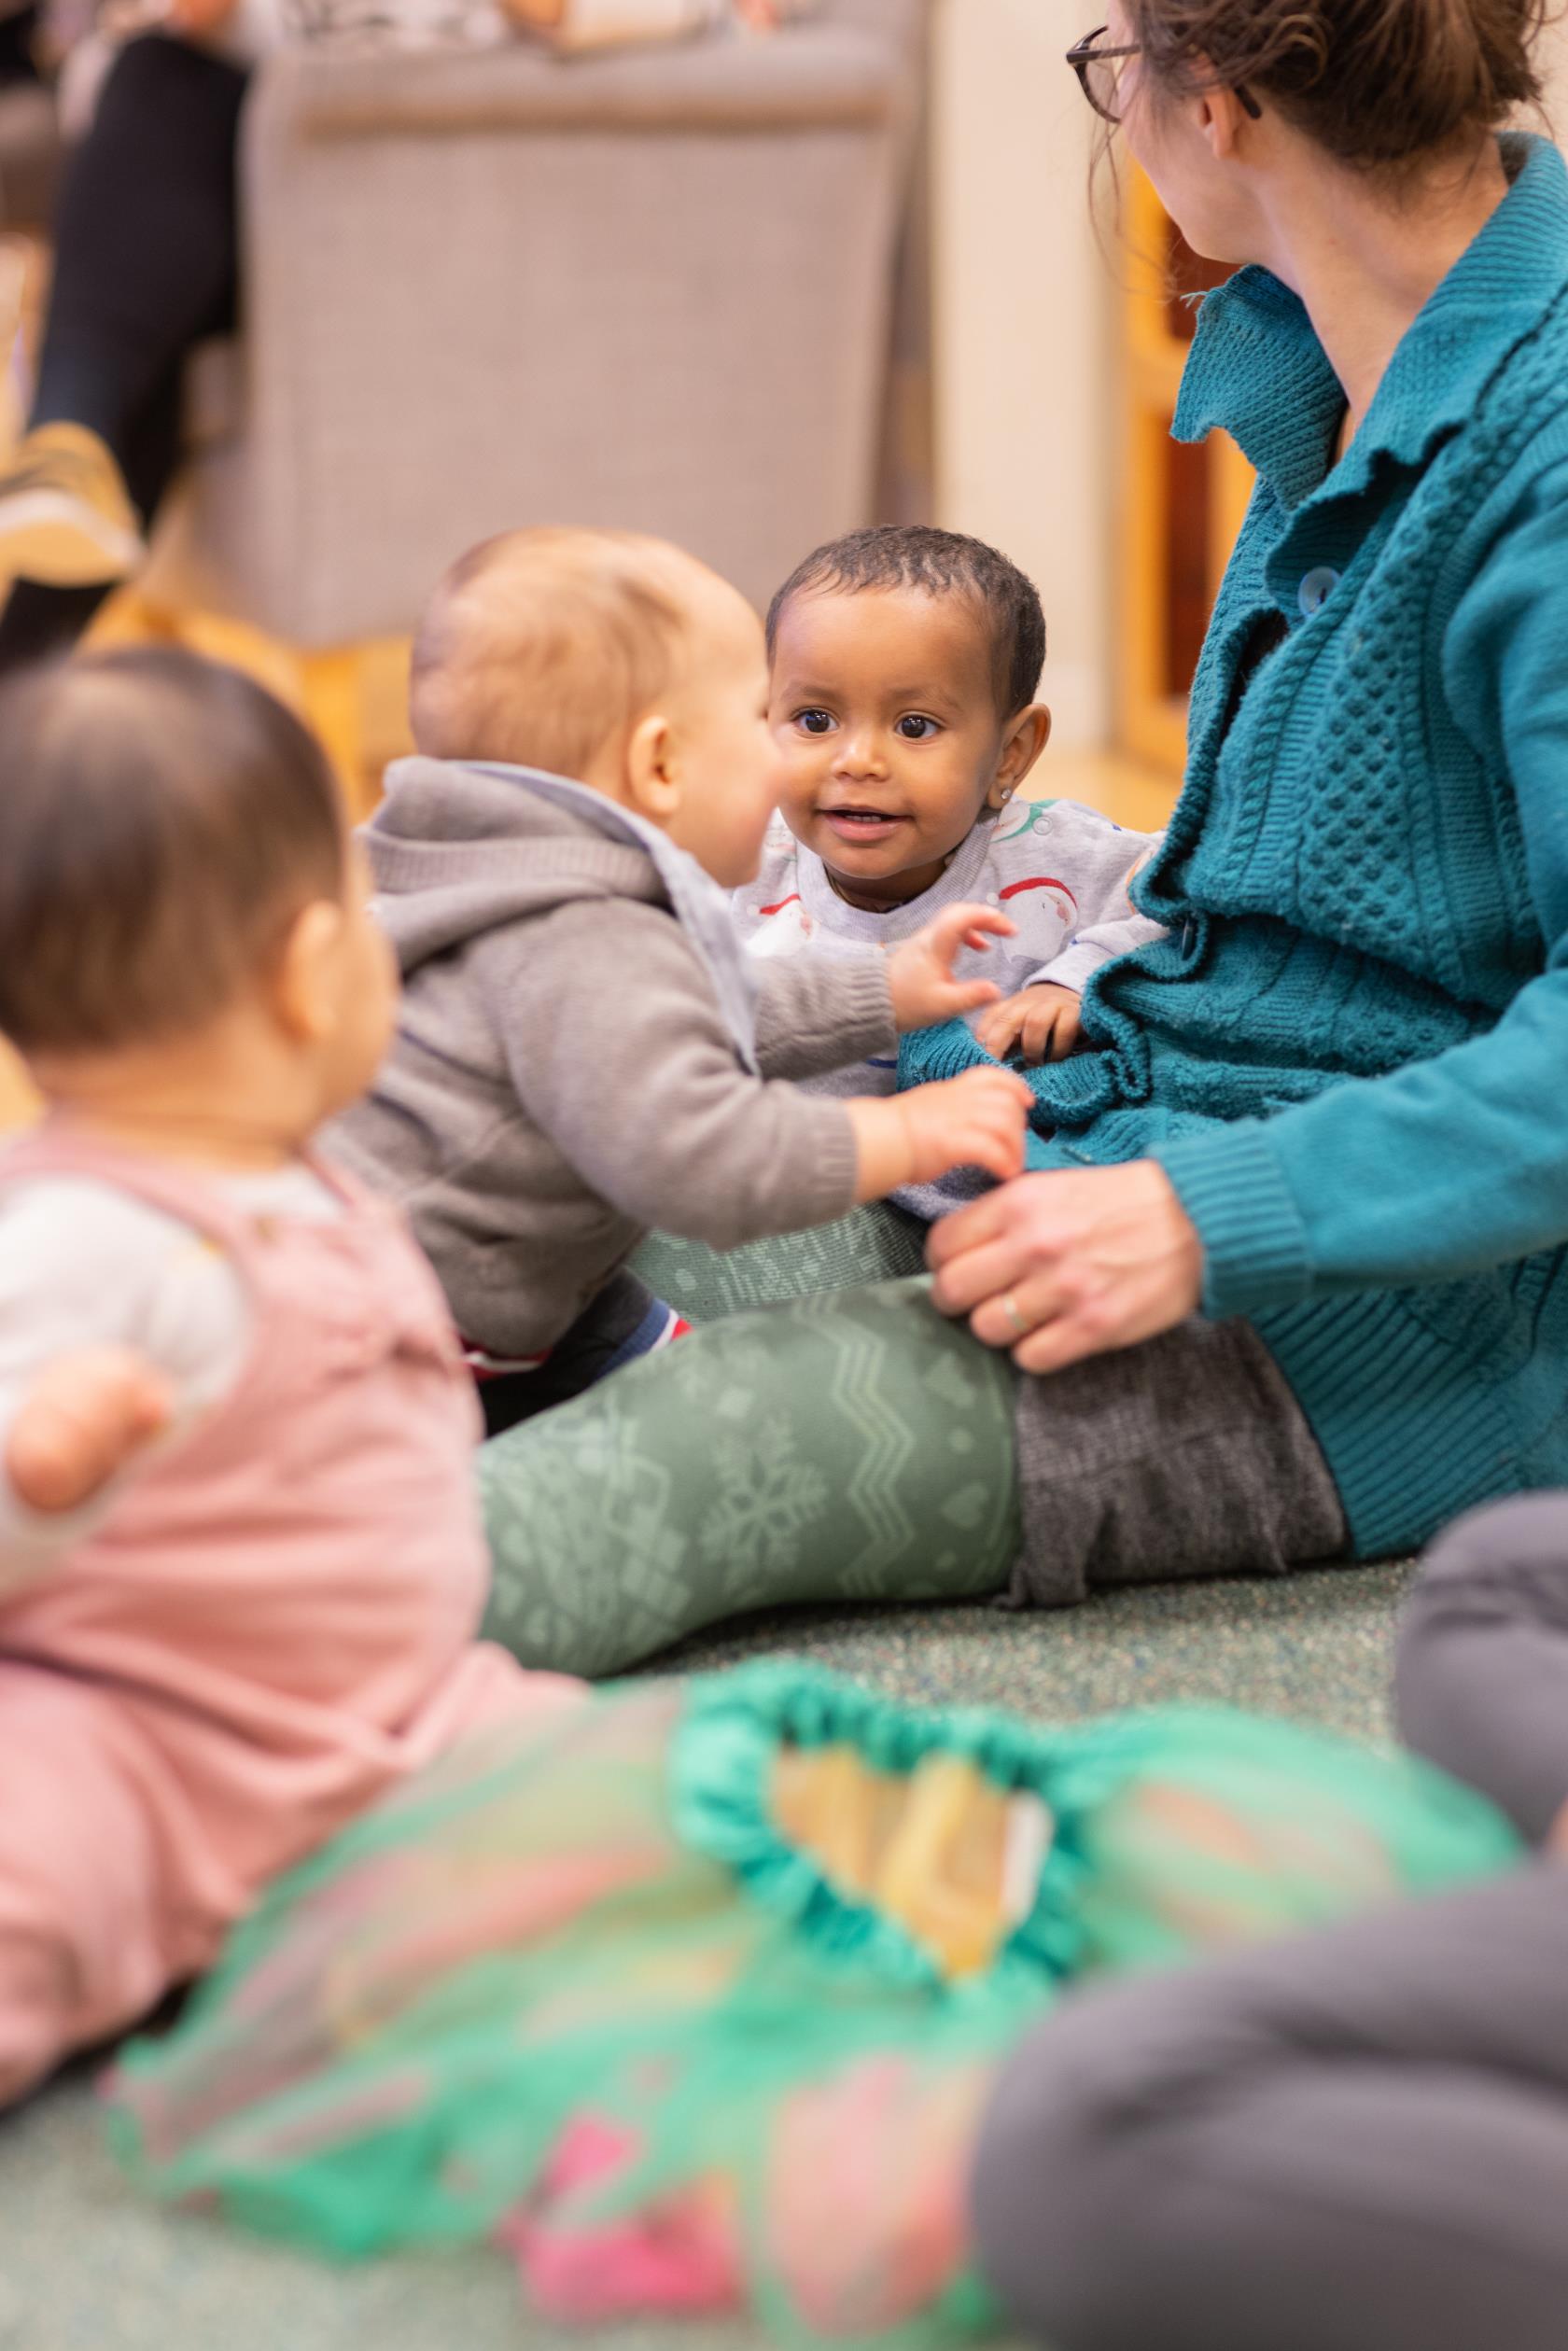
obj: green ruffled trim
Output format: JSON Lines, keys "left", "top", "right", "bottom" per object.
{"left": 668, "top": 1659, "right": 1127, "bottom": 2010}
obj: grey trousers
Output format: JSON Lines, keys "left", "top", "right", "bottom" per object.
{"left": 971, "top": 1492, "right": 1568, "bottom": 2351}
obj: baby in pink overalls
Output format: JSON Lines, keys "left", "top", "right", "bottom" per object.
{"left": 0, "top": 645, "right": 581, "bottom": 2106}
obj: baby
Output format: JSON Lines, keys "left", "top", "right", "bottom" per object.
{"left": 733, "top": 525, "right": 1165, "bottom": 1210}
{"left": 0, "top": 646, "right": 580, "bottom": 2106}
{"left": 328, "top": 526, "right": 1029, "bottom": 1431}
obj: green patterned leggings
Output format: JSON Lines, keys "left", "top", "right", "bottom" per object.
{"left": 479, "top": 1277, "right": 1020, "bottom": 1677}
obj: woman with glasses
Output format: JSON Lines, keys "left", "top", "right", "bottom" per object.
{"left": 959, "top": 5, "right": 1568, "bottom": 2346}
{"left": 479, "top": 0, "right": 1568, "bottom": 1691}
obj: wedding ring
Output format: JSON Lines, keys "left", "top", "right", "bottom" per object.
{"left": 1002, "top": 1294, "right": 1029, "bottom": 1338}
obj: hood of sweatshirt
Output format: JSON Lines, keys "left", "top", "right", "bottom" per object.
{"left": 363, "top": 756, "right": 761, "bottom": 1070}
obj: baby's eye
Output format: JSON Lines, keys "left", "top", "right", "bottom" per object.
{"left": 896, "top": 714, "right": 941, "bottom": 741}
{"left": 793, "top": 708, "right": 836, "bottom": 736}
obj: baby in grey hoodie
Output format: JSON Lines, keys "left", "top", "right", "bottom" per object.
{"left": 328, "top": 527, "right": 1029, "bottom": 1428}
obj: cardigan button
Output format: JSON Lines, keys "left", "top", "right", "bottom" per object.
{"left": 1299, "top": 566, "right": 1340, "bottom": 618}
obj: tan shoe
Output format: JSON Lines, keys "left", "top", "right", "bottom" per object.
{"left": 0, "top": 423, "right": 146, "bottom": 588}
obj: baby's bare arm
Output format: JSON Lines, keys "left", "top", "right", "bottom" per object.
{"left": 7, "top": 1349, "right": 170, "bottom": 1515}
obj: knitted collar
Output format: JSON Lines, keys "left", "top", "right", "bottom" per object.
{"left": 1174, "top": 133, "right": 1568, "bottom": 512}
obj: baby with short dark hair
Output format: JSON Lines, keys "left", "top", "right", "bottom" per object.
{"left": 734, "top": 525, "right": 1166, "bottom": 1211}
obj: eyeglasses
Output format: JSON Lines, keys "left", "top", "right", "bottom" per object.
{"left": 1066, "top": 24, "right": 1262, "bottom": 125}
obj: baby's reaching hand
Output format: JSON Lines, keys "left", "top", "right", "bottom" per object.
{"left": 973, "top": 983, "right": 1083, "bottom": 1068}
{"left": 847, "top": 1066, "right": 1032, "bottom": 1201}
{"left": 894, "top": 1068, "right": 1033, "bottom": 1186}
{"left": 6, "top": 1347, "right": 172, "bottom": 1515}
{"left": 886, "top": 903, "right": 1017, "bottom": 1034}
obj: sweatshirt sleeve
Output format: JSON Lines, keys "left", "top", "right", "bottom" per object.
{"left": 1002, "top": 805, "right": 1168, "bottom": 996}
{"left": 496, "top": 900, "right": 861, "bottom": 1251}
{"left": 0, "top": 1185, "right": 252, "bottom": 1592}
{"left": 751, "top": 948, "right": 895, "bottom": 1080}
{"left": 1151, "top": 455, "right": 1568, "bottom": 1318}
{"left": 1028, "top": 900, "right": 1169, "bottom": 998}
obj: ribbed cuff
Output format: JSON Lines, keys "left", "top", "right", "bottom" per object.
{"left": 1253, "top": 1292, "right": 1520, "bottom": 1559}
{"left": 759, "top": 1097, "right": 864, "bottom": 1237}
{"left": 1153, "top": 1122, "right": 1315, "bottom": 1318}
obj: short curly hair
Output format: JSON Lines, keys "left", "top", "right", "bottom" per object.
{"left": 765, "top": 525, "right": 1046, "bottom": 719}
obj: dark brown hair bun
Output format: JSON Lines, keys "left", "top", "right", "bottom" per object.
{"left": 1125, "top": 0, "right": 1553, "bottom": 168}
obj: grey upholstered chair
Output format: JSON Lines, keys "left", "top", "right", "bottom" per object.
{"left": 133, "top": 0, "right": 927, "bottom": 786}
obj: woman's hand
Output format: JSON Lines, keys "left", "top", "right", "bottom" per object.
{"left": 886, "top": 903, "right": 1016, "bottom": 1033}
{"left": 926, "top": 1159, "right": 1205, "bottom": 1376}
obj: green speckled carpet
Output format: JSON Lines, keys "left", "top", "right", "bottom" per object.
{"left": 0, "top": 1559, "right": 1412, "bottom": 2351}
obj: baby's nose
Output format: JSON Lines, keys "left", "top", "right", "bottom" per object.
{"left": 833, "top": 731, "right": 886, "bottom": 777}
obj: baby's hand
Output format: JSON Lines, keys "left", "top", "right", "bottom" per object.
{"left": 973, "top": 983, "right": 1084, "bottom": 1068}
{"left": 847, "top": 1069, "right": 1031, "bottom": 1200}
{"left": 886, "top": 903, "right": 1017, "bottom": 1034}
{"left": 889, "top": 1067, "right": 1032, "bottom": 1188}
{"left": 6, "top": 1347, "right": 172, "bottom": 1515}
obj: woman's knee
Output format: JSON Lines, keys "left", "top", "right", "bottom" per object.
{"left": 1396, "top": 1496, "right": 1568, "bottom": 1725}
{"left": 1394, "top": 1494, "right": 1568, "bottom": 1836}
{"left": 1418, "top": 1493, "right": 1568, "bottom": 1591}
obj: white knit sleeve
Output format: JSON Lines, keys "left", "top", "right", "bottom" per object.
{"left": 0, "top": 1181, "right": 252, "bottom": 1593}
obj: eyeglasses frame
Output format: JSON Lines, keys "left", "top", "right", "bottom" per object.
{"left": 1066, "top": 24, "right": 1263, "bottom": 125}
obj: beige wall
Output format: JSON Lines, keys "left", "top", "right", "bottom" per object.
{"left": 930, "top": 0, "right": 1112, "bottom": 751}
{"left": 1542, "top": 11, "right": 1568, "bottom": 121}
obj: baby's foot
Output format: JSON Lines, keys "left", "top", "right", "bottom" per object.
{"left": 6, "top": 1346, "right": 171, "bottom": 1514}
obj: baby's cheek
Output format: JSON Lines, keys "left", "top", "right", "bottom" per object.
{"left": 772, "top": 764, "right": 817, "bottom": 825}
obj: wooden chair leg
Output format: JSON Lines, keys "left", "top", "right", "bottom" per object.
{"left": 88, "top": 588, "right": 188, "bottom": 649}
{"left": 298, "top": 645, "right": 374, "bottom": 820}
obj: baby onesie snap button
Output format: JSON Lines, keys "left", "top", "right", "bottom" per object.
{"left": 1298, "top": 566, "right": 1340, "bottom": 618}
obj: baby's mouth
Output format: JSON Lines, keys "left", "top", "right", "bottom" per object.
{"left": 819, "top": 805, "right": 908, "bottom": 845}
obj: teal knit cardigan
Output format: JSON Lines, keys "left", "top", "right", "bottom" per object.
{"left": 902, "top": 134, "right": 1568, "bottom": 1560}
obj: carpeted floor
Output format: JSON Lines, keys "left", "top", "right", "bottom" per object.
{"left": 0, "top": 1559, "right": 1414, "bottom": 2349}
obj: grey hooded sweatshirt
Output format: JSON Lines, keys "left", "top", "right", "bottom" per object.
{"left": 327, "top": 758, "right": 895, "bottom": 1357}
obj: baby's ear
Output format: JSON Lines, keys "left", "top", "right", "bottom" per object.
{"left": 271, "top": 899, "right": 344, "bottom": 1043}
{"left": 988, "top": 704, "right": 1053, "bottom": 806}
{"left": 623, "top": 709, "right": 682, "bottom": 828}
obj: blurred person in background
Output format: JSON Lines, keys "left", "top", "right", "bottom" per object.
{"left": 0, "top": 6, "right": 251, "bottom": 668}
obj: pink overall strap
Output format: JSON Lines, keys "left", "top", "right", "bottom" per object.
{"left": 1, "top": 1115, "right": 273, "bottom": 1257}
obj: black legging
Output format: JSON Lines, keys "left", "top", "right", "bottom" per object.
{"left": 0, "top": 33, "right": 247, "bottom": 669}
